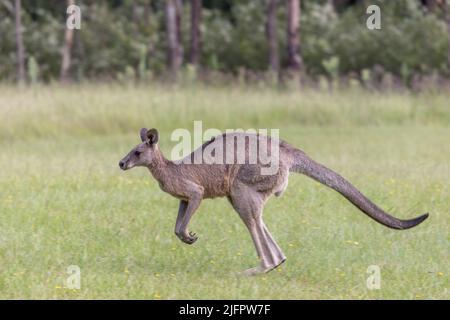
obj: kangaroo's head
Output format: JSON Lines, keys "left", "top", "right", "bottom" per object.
{"left": 119, "top": 128, "right": 159, "bottom": 170}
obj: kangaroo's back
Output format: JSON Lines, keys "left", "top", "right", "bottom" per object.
{"left": 173, "top": 132, "right": 288, "bottom": 198}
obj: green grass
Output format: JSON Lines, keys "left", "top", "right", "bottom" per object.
{"left": 0, "top": 85, "right": 448, "bottom": 299}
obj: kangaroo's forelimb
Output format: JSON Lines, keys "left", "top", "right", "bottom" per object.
{"left": 174, "top": 186, "right": 203, "bottom": 244}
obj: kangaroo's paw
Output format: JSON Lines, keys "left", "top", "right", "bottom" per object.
{"left": 178, "top": 231, "right": 198, "bottom": 245}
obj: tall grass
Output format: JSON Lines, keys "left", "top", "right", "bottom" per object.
{"left": 0, "top": 84, "right": 449, "bottom": 141}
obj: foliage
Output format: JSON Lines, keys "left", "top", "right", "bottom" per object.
{"left": 0, "top": 0, "right": 448, "bottom": 82}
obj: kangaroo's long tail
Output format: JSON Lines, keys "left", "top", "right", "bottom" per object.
{"left": 290, "top": 151, "right": 428, "bottom": 230}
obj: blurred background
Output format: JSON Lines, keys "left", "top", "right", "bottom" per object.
{"left": 1, "top": 0, "right": 449, "bottom": 90}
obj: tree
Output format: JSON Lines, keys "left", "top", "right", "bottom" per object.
{"left": 165, "top": 0, "right": 183, "bottom": 79}
{"left": 190, "top": 0, "right": 202, "bottom": 68}
{"left": 443, "top": 0, "right": 450, "bottom": 70}
{"left": 422, "top": 0, "right": 438, "bottom": 11}
{"left": 266, "top": 0, "right": 279, "bottom": 74}
{"left": 176, "top": 0, "right": 183, "bottom": 64}
{"left": 60, "top": 0, "right": 75, "bottom": 83}
{"left": 286, "top": 0, "right": 303, "bottom": 75}
{"left": 14, "top": 0, "right": 25, "bottom": 83}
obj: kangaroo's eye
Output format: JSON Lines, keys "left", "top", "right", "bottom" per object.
{"left": 134, "top": 151, "right": 141, "bottom": 157}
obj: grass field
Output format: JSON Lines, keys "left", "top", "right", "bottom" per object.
{"left": 0, "top": 85, "right": 448, "bottom": 299}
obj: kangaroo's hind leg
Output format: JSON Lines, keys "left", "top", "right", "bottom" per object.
{"left": 229, "top": 181, "right": 285, "bottom": 276}
{"left": 262, "top": 222, "right": 286, "bottom": 266}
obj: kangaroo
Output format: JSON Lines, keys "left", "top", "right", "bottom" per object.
{"left": 119, "top": 128, "right": 429, "bottom": 276}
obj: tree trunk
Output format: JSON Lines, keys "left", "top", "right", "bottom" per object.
{"left": 165, "top": 0, "right": 183, "bottom": 80}
{"left": 286, "top": 0, "right": 303, "bottom": 73}
{"left": 60, "top": 0, "right": 75, "bottom": 83}
{"left": 422, "top": 0, "right": 438, "bottom": 11}
{"left": 144, "top": 1, "right": 151, "bottom": 23}
{"left": 14, "top": 0, "right": 25, "bottom": 84}
{"left": 189, "top": 0, "right": 202, "bottom": 68}
{"left": 266, "top": 0, "right": 279, "bottom": 74}
{"left": 444, "top": 0, "right": 450, "bottom": 71}
{"left": 175, "top": 0, "right": 184, "bottom": 67}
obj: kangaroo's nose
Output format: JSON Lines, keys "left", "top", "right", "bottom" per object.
{"left": 119, "top": 161, "right": 125, "bottom": 169}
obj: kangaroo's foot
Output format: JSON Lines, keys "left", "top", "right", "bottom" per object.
{"left": 239, "top": 258, "right": 286, "bottom": 277}
{"left": 239, "top": 266, "right": 270, "bottom": 277}
{"left": 177, "top": 231, "right": 198, "bottom": 245}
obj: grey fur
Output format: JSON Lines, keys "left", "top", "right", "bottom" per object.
{"left": 119, "top": 128, "right": 429, "bottom": 275}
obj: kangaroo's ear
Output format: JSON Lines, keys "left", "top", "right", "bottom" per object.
{"left": 140, "top": 128, "right": 149, "bottom": 142}
{"left": 146, "top": 128, "right": 159, "bottom": 145}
